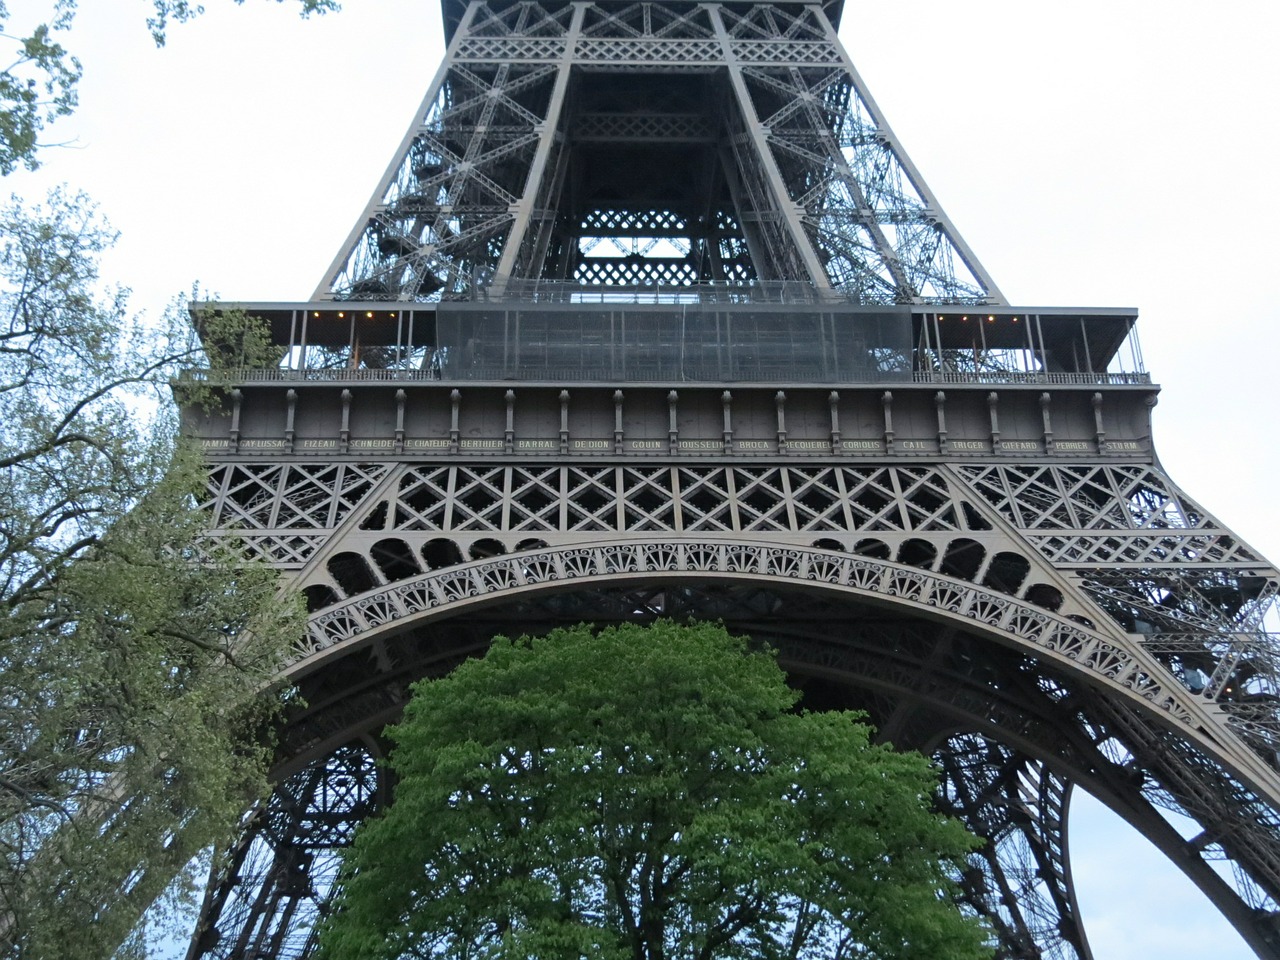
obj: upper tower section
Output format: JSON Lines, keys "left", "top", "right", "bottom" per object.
{"left": 186, "top": 0, "right": 1150, "bottom": 467}
{"left": 315, "top": 0, "right": 1004, "bottom": 306}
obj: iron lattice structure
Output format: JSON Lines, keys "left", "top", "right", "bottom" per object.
{"left": 182, "top": 2, "right": 1280, "bottom": 958}
{"left": 317, "top": 0, "right": 1001, "bottom": 305}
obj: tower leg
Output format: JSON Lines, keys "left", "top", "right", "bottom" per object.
{"left": 186, "top": 745, "right": 384, "bottom": 960}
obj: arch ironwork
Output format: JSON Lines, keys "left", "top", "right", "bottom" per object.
{"left": 175, "top": 0, "right": 1280, "bottom": 955}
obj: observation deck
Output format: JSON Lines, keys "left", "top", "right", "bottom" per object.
{"left": 185, "top": 291, "right": 1152, "bottom": 464}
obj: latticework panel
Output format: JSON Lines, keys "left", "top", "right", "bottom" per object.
{"left": 718, "top": 3, "right": 828, "bottom": 42}
{"left": 737, "top": 62, "right": 990, "bottom": 303}
{"left": 955, "top": 464, "right": 1234, "bottom": 547}
{"left": 468, "top": 1, "right": 572, "bottom": 38}
{"left": 953, "top": 461, "right": 1280, "bottom": 764}
{"left": 575, "top": 112, "right": 713, "bottom": 141}
{"left": 574, "top": 256, "right": 701, "bottom": 285}
{"left": 340, "top": 463, "right": 997, "bottom": 537}
{"left": 202, "top": 463, "right": 389, "bottom": 566}
{"left": 581, "top": 2, "right": 715, "bottom": 40}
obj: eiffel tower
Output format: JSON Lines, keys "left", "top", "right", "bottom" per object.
{"left": 183, "top": 2, "right": 1280, "bottom": 957}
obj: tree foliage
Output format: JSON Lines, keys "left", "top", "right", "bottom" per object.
{"left": 318, "top": 622, "right": 991, "bottom": 960}
{"left": 0, "top": 0, "right": 337, "bottom": 174}
{"left": 0, "top": 2, "right": 78, "bottom": 176}
{"left": 0, "top": 190, "right": 304, "bottom": 957}
{"left": 142, "top": 0, "right": 340, "bottom": 45}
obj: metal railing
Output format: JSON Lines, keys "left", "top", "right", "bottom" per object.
{"left": 912, "top": 371, "right": 1152, "bottom": 386}
{"left": 181, "top": 367, "right": 1152, "bottom": 387}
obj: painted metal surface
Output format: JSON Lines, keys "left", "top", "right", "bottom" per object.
{"left": 182, "top": 3, "right": 1280, "bottom": 958}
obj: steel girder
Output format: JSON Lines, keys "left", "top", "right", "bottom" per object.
{"left": 183, "top": 452, "right": 1280, "bottom": 959}
{"left": 315, "top": 0, "right": 1002, "bottom": 304}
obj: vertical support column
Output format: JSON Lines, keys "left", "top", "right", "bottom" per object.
{"left": 881, "top": 390, "right": 894, "bottom": 453}
{"left": 809, "top": 3, "right": 1005, "bottom": 303}
{"left": 449, "top": 389, "right": 461, "bottom": 453}
{"left": 285, "top": 389, "right": 297, "bottom": 453}
{"left": 504, "top": 389, "right": 516, "bottom": 454}
{"left": 708, "top": 3, "right": 831, "bottom": 290}
{"left": 492, "top": 1, "right": 588, "bottom": 289}
{"left": 229, "top": 389, "right": 243, "bottom": 453}
{"left": 395, "top": 389, "right": 406, "bottom": 454}
{"left": 560, "top": 390, "right": 571, "bottom": 454}
{"left": 313, "top": 0, "right": 485, "bottom": 299}
{"left": 774, "top": 390, "right": 787, "bottom": 452}
{"left": 613, "top": 390, "right": 625, "bottom": 454}
{"left": 668, "top": 391, "right": 679, "bottom": 454}
{"left": 1039, "top": 392, "right": 1054, "bottom": 452}
{"left": 828, "top": 391, "right": 841, "bottom": 453}
{"left": 339, "top": 389, "right": 352, "bottom": 454}
{"left": 721, "top": 390, "right": 734, "bottom": 454}
{"left": 935, "top": 391, "right": 948, "bottom": 453}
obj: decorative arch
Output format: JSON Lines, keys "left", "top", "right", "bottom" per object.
{"left": 269, "top": 553, "right": 1280, "bottom": 960}
{"left": 234, "top": 537, "right": 1280, "bottom": 960}
{"left": 287, "top": 537, "right": 1250, "bottom": 785}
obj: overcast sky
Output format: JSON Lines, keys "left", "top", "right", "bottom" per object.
{"left": 9, "top": 1, "right": 1279, "bottom": 956}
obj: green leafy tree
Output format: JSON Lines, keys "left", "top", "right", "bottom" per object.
{"left": 142, "top": 0, "right": 340, "bottom": 45}
{"left": 0, "top": 1, "right": 78, "bottom": 176}
{"left": 0, "top": 0, "right": 337, "bottom": 174}
{"left": 0, "top": 189, "right": 304, "bottom": 957}
{"left": 318, "top": 621, "right": 991, "bottom": 960}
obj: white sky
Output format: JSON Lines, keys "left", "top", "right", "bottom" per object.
{"left": 9, "top": 1, "right": 1279, "bottom": 957}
